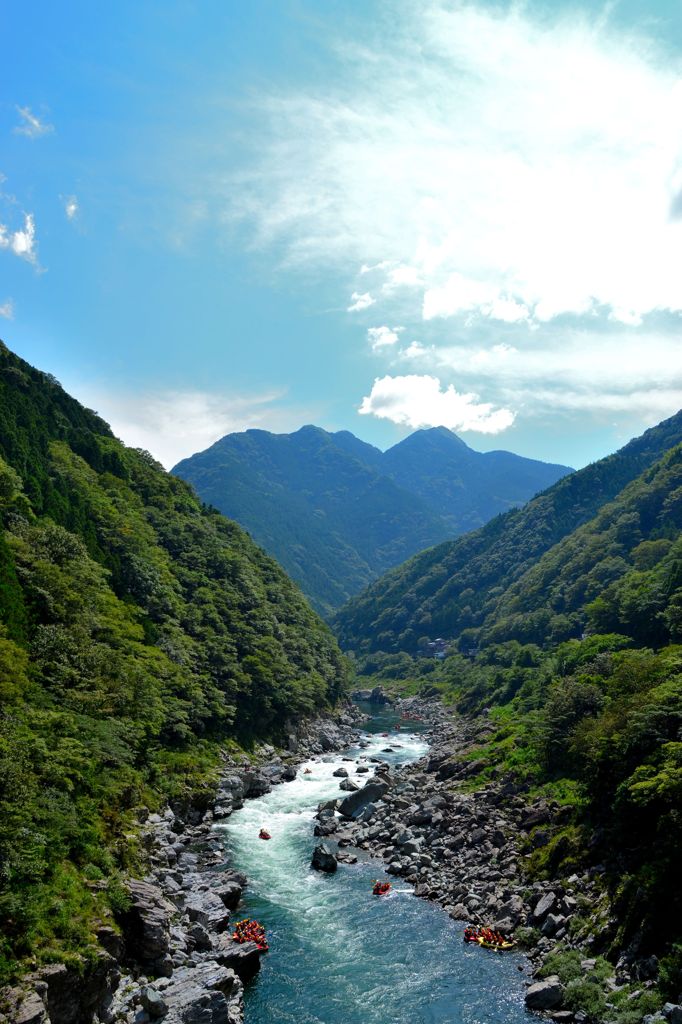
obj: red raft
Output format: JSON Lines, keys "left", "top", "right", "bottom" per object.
{"left": 372, "top": 881, "right": 391, "bottom": 896}
{"left": 232, "top": 918, "right": 269, "bottom": 952}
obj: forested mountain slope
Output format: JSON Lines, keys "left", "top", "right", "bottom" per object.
{"left": 352, "top": 442, "right": 682, "bottom": 986}
{"left": 381, "top": 425, "right": 570, "bottom": 529}
{"left": 0, "top": 341, "right": 347, "bottom": 981}
{"left": 334, "top": 411, "right": 682, "bottom": 653}
{"left": 173, "top": 424, "right": 571, "bottom": 617}
{"left": 174, "top": 425, "right": 451, "bottom": 616}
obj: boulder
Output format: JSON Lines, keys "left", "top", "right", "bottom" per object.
{"left": 140, "top": 987, "right": 169, "bottom": 1019}
{"left": 338, "top": 781, "right": 389, "bottom": 819}
{"left": 213, "top": 880, "right": 243, "bottom": 911}
{"left": 311, "top": 843, "right": 338, "bottom": 873}
{"left": 663, "top": 1005, "right": 682, "bottom": 1024}
{"left": 8, "top": 991, "right": 48, "bottom": 1024}
{"left": 282, "top": 764, "right": 298, "bottom": 781}
{"left": 185, "top": 890, "right": 230, "bottom": 932}
{"left": 542, "top": 913, "right": 566, "bottom": 937}
{"left": 121, "top": 879, "right": 175, "bottom": 969}
{"left": 160, "top": 961, "right": 241, "bottom": 1024}
{"left": 333, "top": 767, "right": 349, "bottom": 778}
{"left": 532, "top": 891, "right": 557, "bottom": 922}
{"left": 218, "top": 776, "right": 244, "bottom": 810}
{"left": 313, "top": 818, "right": 338, "bottom": 837}
{"left": 212, "top": 800, "right": 232, "bottom": 821}
{"left": 38, "top": 956, "right": 121, "bottom": 1024}
{"left": 525, "top": 977, "right": 564, "bottom": 1011}
{"left": 241, "top": 772, "right": 271, "bottom": 798}
{"left": 336, "top": 852, "right": 358, "bottom": 864}
{"left": 212, "top": 936, "right": 262, "bottom": 981}
{"left": 339, "top": 779, "right": 359, "bottom": 792}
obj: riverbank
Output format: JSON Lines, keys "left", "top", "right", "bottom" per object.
{"left": 328, "top": 696, "right": 678, "bottom": 1024}
{"left": 0, "top": 706, "right": 365, "bottom": 1024}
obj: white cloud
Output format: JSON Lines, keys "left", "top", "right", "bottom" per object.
{"left": 14, "top": 106, "right": 54, "bottom": 140}
{"left": 367, "top": 325, "right": 403, "bottom": 350}
{"left": 66, "top": 385, "right": 317, "bottom": 469}
{"left": 348, "top": 291, "right": 375, "bottom": 312}
{"left": 63, "top": 195, "right": 79, "bottom": 220}
{"left": 0, "top": 300, "right": 14, "bottom": 319}
{"left": 359, "top": 374, "right": 515, "bottom": 433}
{"left": 382, "top": 264, "right": 422, "bottom": 291}
{"left": 222, "top": 2, "right": 682, "bottom": 346}
{"left": 422, "top": 273, "right": 530, "bottom": 323}
{"left": 0, "top": 213, "right": 38, "bottom": 264}
{"left": 397, "top": 332, "right": 682, "bottom": 423}
{"left": 402, "top": 341, "right": 429, "bottom": 359}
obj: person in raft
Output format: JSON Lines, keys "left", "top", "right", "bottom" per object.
{"left": 259, "top": 828, "right": 271, "bottom": 840}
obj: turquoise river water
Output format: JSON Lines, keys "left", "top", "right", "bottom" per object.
{"left": 217, "top": 707, "right": 530, "bottom": 1024}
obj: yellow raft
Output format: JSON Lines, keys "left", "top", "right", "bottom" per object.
{"left": 478, "top": 938, "right": 515, "bottom": 951}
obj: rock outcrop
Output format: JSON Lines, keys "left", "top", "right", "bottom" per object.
{"left": 311, "top": 843, "right": 338, "bottom": 873}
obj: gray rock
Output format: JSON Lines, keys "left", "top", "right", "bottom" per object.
{"left": 141, "top": 987, "right": 169, "bottom": 1018}
{"left": 213, "top": 881, "right": 242, "bottom": 911}
{"left": 212, "top": 936, "right": 262, "bottom": 981}
{"left": 38, "top": 955, "right": 121, "bottom": 1024}
{"left": 241, "top": 772, "right": 271, "bottom": 798}
{"left": 313, "top": 818, "right": 338, "bottom": 837}
{"left": 333, "top": 767, "right": 349, "bottom": 778}
{"left": 188, "top": 922, "right": 213, "bottom": 951}
{"left": 338, "top": 781, "right": 389, "bottom": 819}
{"left": 161, "top": 961, "right": 241, "bottom": 1024}
{"left": 663, "top": 1004, "right": 682, "bottom": 1024}
{"left": 339, "top": 778, "right": 359, "bottom": 792}
{"left": 311, "top": 843, "right": 338, "bottom": 873}
{"left": 542, "top": 913, "right": 566, "bottom": 937}
{"left": 532, "top": 891, "right": 557, "bottom": 922}
{"left": 11, "top": 992, "right": 48, "bottom": 1024}
{"left": 185, "top": 890, "right": 230, "bottom": 932}
{"left": 525, "top": 977, "right": 564, "bottom": 1011}
{"left": 121, "top": 879, "right": 175, "bottom": 968}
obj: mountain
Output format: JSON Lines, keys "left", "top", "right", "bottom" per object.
{"left": 0, "top": 341, "right": 347, "bottom": 981}
{"left": 172, "top": 425, "right": 572, "bottom": 617}
{"left": 343, "top": 429, "right": 682, "bottom": 971}
{"left": 333, "top": 410, "right": 682, "bottom": 653}
{"left": 381, "top": 425, "right": 570, "bottom": 530}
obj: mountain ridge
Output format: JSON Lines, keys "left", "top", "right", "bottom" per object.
{"left": 173, "top": 424, "right": 572, "bottom": 616}
{"left": 333, "top": 408, "right": 682, "bottom": 653}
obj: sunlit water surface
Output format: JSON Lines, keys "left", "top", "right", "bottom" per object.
{"left": 218, "top": 706, "right": 529, "bottom": 1024}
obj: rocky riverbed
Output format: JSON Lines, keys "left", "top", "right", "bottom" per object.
{"left": 5, "top": 695, "right": 679, "bottom": 1024}
{"left": 312, "top": 696, "right": 680, "bottom": 1024}
{"left": 0, "top": 707, "right": 364, "bottom": 1024}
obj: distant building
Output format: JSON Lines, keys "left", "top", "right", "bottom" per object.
{"left": 425, "top": 637, "right": 450, "bottom": 658}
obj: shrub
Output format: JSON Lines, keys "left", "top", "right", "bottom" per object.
{"left": 538, "top": 948, "right": 583, "bottom": 983}
{"left": 563, "top": 979, "right": 607, "bottom": 1019}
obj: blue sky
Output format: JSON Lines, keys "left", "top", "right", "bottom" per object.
{"left": 1, "top": 0, "right": 681, "bottom": 469}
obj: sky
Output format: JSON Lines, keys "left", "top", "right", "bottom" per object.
{"left": 1, "top": 0, "right": 681, "bottom": 470}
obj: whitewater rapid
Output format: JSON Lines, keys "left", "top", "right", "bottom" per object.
{"left": 217, "top": 715, "right": 529, "bottom": 1024}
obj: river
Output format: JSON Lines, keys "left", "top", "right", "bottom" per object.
{"left": 218, "top": 706, "right": 530, "bottom": 1024}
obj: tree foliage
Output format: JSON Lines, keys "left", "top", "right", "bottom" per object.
{"left": 0, "top": 342, "right": 348, "bottom": 981}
